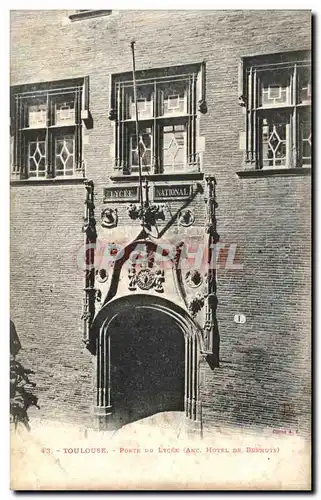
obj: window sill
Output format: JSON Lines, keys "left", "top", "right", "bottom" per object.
{"left": 10, "top": 176, "right": 87, "bottom": 186}
{"left": 109, "top": 172, "right": 204, "bottom": 182}
{"left": 236, "top": 167, "right": 311, "bottom": 178}
{"left": 68, "top": 10, "right": 112, "bottom": 22}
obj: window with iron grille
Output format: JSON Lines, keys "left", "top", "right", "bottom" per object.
{"left": 243, "top": 51, "right": 311, "bottom": 169}
{"left": 11, "top": 78, "right": 89, "bottom": 180}
{"left": 110, "top": 63, "right": 205, "bottom": 175}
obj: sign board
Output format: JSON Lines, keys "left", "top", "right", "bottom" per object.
{"left": 153, "top": 184, "right": 192, "bottom": 201}
{"left": 103, "top": 186, "right": 139, "bottom": 203}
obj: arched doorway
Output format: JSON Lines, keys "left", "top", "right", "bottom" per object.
{"left": 93, "top": 295, "right": 201, "bottom": 430}
{"left": 110, "top": 308, "right": 185, "bottom": 427}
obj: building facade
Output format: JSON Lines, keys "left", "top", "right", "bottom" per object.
{"left": 10, "top": 10, "right": 311, "bottom": 436}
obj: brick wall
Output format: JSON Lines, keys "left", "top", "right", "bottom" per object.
{"left": 10, "top": 10, "right": 311, "bottom": 432}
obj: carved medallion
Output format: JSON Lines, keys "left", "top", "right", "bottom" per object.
{"left": 136, "top": 268, "right": 156, "bottom": 290}
{"left": 178, "top": 209, "right": 195, "bottom": 227}
{"left": 95, "top": 268, "right": 108, "bottom": 284}
{"left": 185, "top": 270, "right": 203, "bottom": 288}
{"left": 101, "top": 208, "right": 118, "bottom": 228}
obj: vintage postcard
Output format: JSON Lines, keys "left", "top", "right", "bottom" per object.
{"left": 10, "top": 8, "right": 311, "bottom": 490}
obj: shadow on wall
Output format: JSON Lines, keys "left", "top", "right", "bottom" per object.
{"left": 10, "top": 320, "right": 39, "bottom": 431}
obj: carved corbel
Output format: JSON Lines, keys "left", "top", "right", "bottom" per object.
{"left": 198, "top": 99, "right": 208, "bottom": 114}
{"left": 238, "top": 95, "right": 247, "bottom": 107}
{"left": 108, "top": 108, "right": 117, "bottom": 120}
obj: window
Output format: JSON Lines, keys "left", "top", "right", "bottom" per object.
{"left": 110, "top": 63, "right": 205, "bottom": 175}
{"left": 243, "top": 51, "right": 311, "bottom": 169}
{"left": 11, "top": 78, "right": 88, "bottom": 180}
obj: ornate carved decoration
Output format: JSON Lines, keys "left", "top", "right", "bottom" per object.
{"left": 127, "top": 204, "right": 139, "bottom": 220}
{"left": 101, "top": 207, "right": 118, "bottom": 228}
{"left": 95, "top": 268, "right": 108, "bottom": 284}
{"left": 238, "top": 94, "right": 247, "bottom": 107}
{"left": 188, "top": 292, "right": 205, "bottom": 318}
{"left": 202, "top": 176, "right": 220, "bottom": 367}
{"left": 198, "top": 99, "right": 208, "bottom": 114}
{"left": 128, "top": 264, "right": 165, "bottom": 293}
{"left": 154, "top": 269, "right": 165, "bottom": 293}
{"left": 82, "top": 180, "right": 97, "bottom": 345}
{"left": 127, "top": 202, "right": 166, "bottom": 229}
{"left": 185, "top": 270, "right": 203, "bottom": 288}
{"left": 108, "top": 108, "right": 117, "bottom": 120}
{"left": 178, "top": 209, "right": 195, "bottom": 227}
{"left": 127, "top": 265, "right": 136, "bottom": 291}
{"left": 136, "top": 269, "right": 156, "bottom": 290}
{"left": 96, "top": 289, "right": 102, "bottom": 304}
{"left": 82, "top": 180, "right": 97, "bottom": 240}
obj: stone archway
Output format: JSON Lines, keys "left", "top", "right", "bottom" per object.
{"left": 92, "top": 295, "right": 201, "bottom": 430}
{"left": 109, "top": 308, "right": 185, "bottom": 427}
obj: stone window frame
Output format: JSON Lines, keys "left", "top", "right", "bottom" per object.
{"left": 109, "top": 62, "right": 206, "bottom": 176}
{"left": 241, "top": 50, "right": 311, "bottom": 172}
{"left": 10, "top": 77, "right": 89, "bottom": 181}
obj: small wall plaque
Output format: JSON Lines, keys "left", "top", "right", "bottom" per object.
{"left": 234, "top": 314, "right": 246, "bottom": 324}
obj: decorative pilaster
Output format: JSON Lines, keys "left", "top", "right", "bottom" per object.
{"left": 202, "top": 176, "right": 220, "bottom": 368}
{"left": 82, "top": 180, "right": 97, "bottom": 345}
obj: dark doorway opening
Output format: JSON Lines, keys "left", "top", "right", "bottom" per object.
{"left": 109, "top": 308, "right": 185, "bottom": 428}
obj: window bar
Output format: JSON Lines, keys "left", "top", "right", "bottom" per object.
{"left": 75, "top": 88, "right": 79, "bottom": 173}
{"left": 188, "top": 76, "right": 193, "bottom": 168}
{"left": 14, "top": 95, "right": 20, "bottom": 175}
{"left": 152, "top": 79, "right": 157, "bottom": 173}
{"left": 19, "top": 97, "right": 27, "bottom": 178}
{"left": 21, "top": 99, "right": 29, "bottom": 179}
{"left": 293, "top": 64, "right": 298, "bottom": 167}
{"left": 115, "top": 83, "right": 121, "bottom": 168}
{"left": 190, "top": 75, "right": 194, "bottom": 167}
{"left": 247, "top": 68, "right": 253, "bottom": 163}
{"left": 186, "top": 78, "right": 190, "bottom": 169}
{"left": 191, "top": 73, "right": 197, "bottom": 168}
{"left": 253, "top": 68, "right": 258, "bottom": 167}
{"left": 245, "top": 70, "right": 250, "bottom": 163}
{"left": 45, "top": 92, "right": 51, "bottom": 178}
{"left": 121, "top": 84, "right": 126, "bottom": 173}
{"left": 123, "top": 120, "right": 129, "bottom": 174}
{"left": 77, "top": 88, "right": 83, "bottom": 174}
